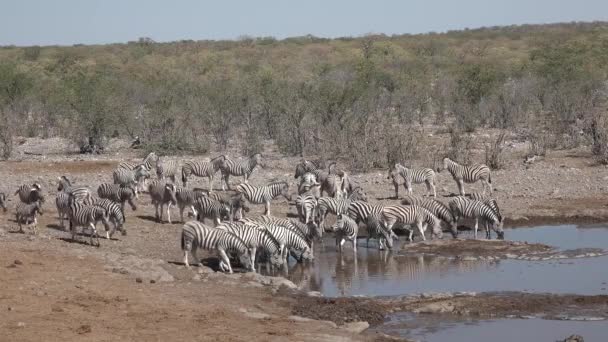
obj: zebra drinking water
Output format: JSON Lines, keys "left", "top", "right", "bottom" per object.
{"left": 448, "top": 196, "right": 504, "bottom": 240}
{"left": 381, "top": 205, "right": 443, "bottom": 242}
{"left": 332, "top": 214, "right": 359, "bottom": 253}
{"left": 401, "top": 195, "right": 458, "bottom": 238}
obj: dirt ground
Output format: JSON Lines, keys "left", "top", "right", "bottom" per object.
{"left": 1, "top": 137, "right": 608, "bottom": 341}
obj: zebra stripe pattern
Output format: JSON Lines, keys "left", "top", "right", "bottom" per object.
{"left": 219, "top": 153, "right": 263, "bottom": 190}
{"left": 294, "top": 159, "right": 324, "bottom": 179}
{"left": 55, "top": 192, "right": 71, "bottom": 229}
{"left": 194, "top": 196, "right": 230, "bottom": 226}
{"left": 15, "top": 201, "right": 43, "bottom": 234}
{"left": 364, "top": 212, "right": 393, "bottom": 250}
{"left": 57, "top": 176, "right": 93, "bottom": 205}
{"left": 389, "top": 163, "right": 437, "bottom": 198}
{"left": 112, "top": 166, "right": 149, "bottom": 197}
{"left": 181, "top": 155, "right": 226, "bottom": 189}
{"left": 441, "top": 157, "right": 492, "bottom": 196}
{"left": 68, "top": 198, "right": 111, "bottom": 246}
{"left": 93, "top": 198, "right": 126, "bottom": 239}
{"left": 180, "top": 221, "right": 252, "bottom": 272}
{"left": 216, "top": 221, "right": 283, "bottom": 268}
{"left": 448, "top": 197, "right": 504, "bottom": 240}
{"left": 156, "top": 158, "right": 180, "bottom": 182}
{"left": 242, "top": 217, "right": 313, "bottom": 262}
{"left": 176, "top": 187, "right": 208, "bottom": 223}
{"left": 14, "top": 183, "right": 44, "bottom": 204}
{"left": 381, "top": 205, "right": 443, "bottom": 242}
{"left": 401, "top": 195, "right": 458, "bottom": 238}
{"left": 332, "top": 214, "right": 359, "bottom": 252}
{"left": 148, "top": 180, "right": 178, "bottom": 223}
{"left": 246, "top": 215, "right": 320, "bottom": 248}
{"left": 209, "top": 192, "right": 250, "bottom": 221}
{"left": 236, "top": 181, "right": 290, "bottom": 216}
{"left": 316, "top": 189, "right": 367, "bottom": 229}
{"left": 97, "top": 183, "right": 137, "bottom": 212}
{"left": 118, "top": 152, "right": 158, "bottom": 171}
{"left": 468, "top": 192, "right": 502, "bottom": 221}
{"left": 296, "top": 194, "right": 317, "bottom": 224}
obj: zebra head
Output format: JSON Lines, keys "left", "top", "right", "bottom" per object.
{"left": 211, "top": 155, "right": 226, "bottom": 170}
{"left": 238, "top": 250, "right": 254, "bottom": 271}
{"left": 57, "top": 176, "right": 71, "bottom": 191}
{"left": 493, "top": 218, "right": 505, "bottom": 240}
{"left": 300, "top": 246, "right": 314, "bottom": 262}
{"left": 307, "top": 221, "right": 323, "bottom": 240}
{"left": 32, "top": 183, "right": 42, "bottom": 191}
{"left": 278, "top": 182, "right": 291, "bottom": 202}
{"left": 33, "top": 201, "right": 44, "bottom": 216}
{"left": 448, "top": 221, "right": 459, "bottom": 239}
{"left": 125, "top": 186, "right": 138, "bottom": 211}
{"left": 269, "top": 253, "right": 283, "bottom": 267}
{"left": 439, "top": 157, "right": 451, "bottom": 173}
{"left": 294, "top": 162, "right": 307, "bottom": 179}
{"left": 251, "top": 153, "right": 264, "bottom": 168}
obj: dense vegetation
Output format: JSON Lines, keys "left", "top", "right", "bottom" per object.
{"left": 2, "top": 22, "right": 608, "bottom": 168}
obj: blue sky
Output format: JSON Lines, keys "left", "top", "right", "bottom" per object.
{"left": 2, "top": 0, "right": 608, "bottom": 46}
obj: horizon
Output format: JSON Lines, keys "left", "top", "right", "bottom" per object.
{"left": 2, "top": 0, "right": 608, "bottom": 47}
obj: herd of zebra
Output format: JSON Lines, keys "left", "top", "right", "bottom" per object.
{"left": 2, "top": 151, "right": 504, "bottom": 274}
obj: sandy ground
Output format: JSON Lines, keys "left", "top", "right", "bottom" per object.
{"left": 1, "top": 137, "right": 608, "bottom": 341}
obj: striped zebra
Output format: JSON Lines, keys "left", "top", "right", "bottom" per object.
{"left": 332, "top": 214, "right": 359, "bottom": 253}
{"left": 316, "top": 188, "right": 367, "bottom": 229}
{"left": 148, "top": 180, "right": 178, "bottom": 223}
{"left": 219, "top": 153, "right": 263, "bottom": 190}
{"left": 388, "top": 163, "right": 437, "bottom": 198}
{"left": 55, "top": 192, "right": 71, "bottom": 229}
{"left": 440, "top": 157, "right": 492, "bottom": 196}
{"left": 236, "top": 181, "right": 291, "bottom": 216}
{"left": 97, "top": 183, "right": 137, "bottom": 213}
{"left": 448, "top": 197, "right": 504, "bottom": 240}
{"left": 216, "top": 221, "right": 283, "bottom": 269}
{"left": 296, "top": 194, "right": 317, "bottom": 224}
{"left": 57, "top": 176, "right": 93, "bottom": 205}
{"left": 14, "top": 183, "right": 44, "bottom": 204}
{"left": 321, "top": 163, "right": 348, "bottom": 198}
{"left": 241, "top": 217, "right": 313, "bottom": 262}
{"left": 118, "top": 152, "right": 158, "bottom": 171}
{"left": 298, "top": 173, "right": 321, "bottom": 197}
{"left": 68, "top": 196, "right": 111, "bottom": 247}
{"left": 401, "top": 195, "right": 458, "bottom": 238}
{"left": 246, "top": 215, "right": 321, "bottom": 250}
{"left": 0, "top": 192, "right": 6, "bottom": 212}
{"left": 467, "top": 192, "right": 502, "bottom": 221}
{"left": 209, "top": 192, "right": 250, "bottom": 221}
{"left": 180, "top": 221, "right": 252, "bottom": 272}
{"left": 112, "top": 165, "right": 149, "bottom": 197}
{"left": 294, "top": 159, "right": 325, "bottom": 179}
{"left": 15, "top": 201, "right": 43, "bottom": 234}
{"left": 194, "top": 196, "right": 230, "bottom": 226}
{"left": 93, "top": 198, "right": 126, "bottom": 239}
{"left": 381, "top": 205, "right": 443, "bottom": 242}
{"left": 156, "top": 158, "right": 180, "bottom": 182}
{"left": 364, "top": 212, "right": 393, "bottom": 250}
{"left": 176, "top": 187, "right": 209, "bottom": 223}
{"left": 181, "top": 155, "right": 226, "bottom": 190}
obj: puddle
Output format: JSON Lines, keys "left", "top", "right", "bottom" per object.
{"left": 381, "top": 313, "right": 608, "bottom": 342}
{"left": 267, "top": 225, "right": 608, "bottom": 297}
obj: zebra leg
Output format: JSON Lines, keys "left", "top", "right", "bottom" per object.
{"left": 179, "top": 205, "right": 185, "bottom": 223}
{"left": 352, "top": 238, "right": 357, "bottom": 253}
{"left": 192, "top": 246, "right": 201, "bottom": 267}
{"left": 458, "top": 179, "right": 465, "bottom": 196}
{"left": 264, "top": 201, "right": 270, "bottom": 216}
{"left": 474, "top": 219, "right": 479, "bottom": 239}
{"left": 190, "top": 206, "right": 198, "bottom": 220}
{"left": 251, "top": 247, "right": 257, "bottom": 271}
{"left": 406, "top": 180, "right": 413, "bottom": 196}
{"left": 33, "top": 217, "right": 38, "bottom": 235}
{"left": 219, "top": 249, "right": 233, "bottom": 273}
{"left": 154, "top": 203, "right": 160, "bottom": 222}
{"left": 418, "top": 222, "right": 427, "bottom": 241}
{"left": 431, "top": 181, "right": 437, "bottom": 198}
{"left": 393, "top": 181, "right": 399, "bottom": 199}
{"left": 208, "top": 175, "right": 214, "bottom": 192}
{"left": 183, "top": 250, "right": 190, "bottom": 268}
{"left": 166, "top": 203, "right": 172, "bottom": 224}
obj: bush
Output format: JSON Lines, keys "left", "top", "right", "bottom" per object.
{"left": 485, "top": 131, "right": 506, "bottom": 169}
{"left": 446, "top": 128, "right": 473, "bottom": 165}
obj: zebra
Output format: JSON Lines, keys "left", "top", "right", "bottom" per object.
{"left": 180, "top": 221, "right": 252, "bottom": 273}
{"left": 148, "top": 180, "right": 178, "bottom": 224}
{"left": 93, "top": 198, "right": 126, "bottom": 239}
{"left": 448, "top": 197, "right": 504, "bottom": 240}
{"left": 315, "top": 188, "right": 368, "bottom": 230}
{"left": 14, "top": 183, "right": 45, "bottom": 204}
{"left": 181, "top": 155, "right": 226, "bottom": 190}
{"left": 381, "top": 205, "right": 443, "bottom": 242}
{"left": 219, "top": 153, "right": 263, "bottom": 190}
{"left": 320, "top": 163, "right": 348, "bottom": 198}
{"left": 57, "top": 176, "right": 93, "bottom": 205}
{"left": 364, "top": 212, "right": 394, "bottom": 250}
{"left": 156, "top": 158, "right": 180, "bottom": 182}
{"left": 209, "top": 191, "right": 250, "bottom": 221}
{"left": 388, "top": 163, "right": 437, "bottom": 198}
{"left": 248, "top": 219, "right": 313, "bottom": 263}
{"left": 68, "top": 196, "right": 111, "bottom": 247}
{"left": 112, "top": 165, "right": 150, "bottom": 198}
{"left": 298, "top": 173, "right": 321, "bottom": 197}
{"left": 55, "top": 192, "right": 71, "bottom": 229}
{"left": 194, "top": 196, "right": 230, "bottom": 226}
{"left": 15, "top": 201, "right": 43, "bottom": 234}
{"left": 216, "top": 221, "right": 283, "bottom": 269}
{"left": 0, "top": 192, "right": 6, "bottom": 212}
{"left": 346, "top": 201, "right": 398, "bottom": 248}
{"left": 332, "top": 214, "right": 359, "bottom": 253}
{"left": 176, "top": 187, "right": 209, "bottom": 223}
{"left": 118, "top": 152, "right": 158, "bottom": 171}
{"left": 401, "top": 195, "right": 458, "bottom": 238}
{"left": 236, "top": 181, "right": 291, "bottom": 216}
{"left": 246, "top": 215, "right": 321, "bottom": 250}
{"left": 439, "top": 157, "right": 492, "bottom": 196}
{"left": 294, "top": 159, "right": 325, "bottom": 179}
{"left": 296, "top": 194, "right": 317, "bottom": 225}
{"left": 467, "top": 192, "right": 502, "bottom": 221}
{"left": 97, "top": 183, "right": 137, "bottom": 213}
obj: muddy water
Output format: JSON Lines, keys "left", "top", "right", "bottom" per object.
{"left": 273, "top": 225, "right": 608, "bottom": 297}
{"left": 382, "top": 313, "right": 608, "bottom": 342}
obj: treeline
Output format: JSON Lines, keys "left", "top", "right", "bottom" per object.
{"left": 1, "top": 21, "right": 608, "bottom": 168}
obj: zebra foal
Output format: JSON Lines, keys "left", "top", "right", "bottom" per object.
{"left": 439, "top": 157, "right": 492, "bottom": 196}
{"left": 15, "top": 201, "right": 43, "bottom": 234}
{"left": 332, "top": 214, "right": 359, "bottom": 253}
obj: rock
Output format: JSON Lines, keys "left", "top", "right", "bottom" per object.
{"left": 17, "top": 322, "right": 26, "bottom": 328}
{"left": 288, "top": 315, "right": 316, "bottom": 323}
{"left": 244, "top": 311, "right": 271, "bottom": 320}
{"left": 561, "top": 335, "right": 584, "bottom": 342}
{"left": 135, "top": 278, "right": 143, "bottom": 283}
{"left": 76, "top": 324, "right": 92, "bottom": 334}
{"left": 192, "top": 274, "right": 201, "bottom": 281}
{"left": 307, "top": 291, "right": 323, "bottom": 297}
{"left": 341, "top": 321, "right": 369, "bottom": 334}
{"left": 14, "top": 260, "right": 22, "bottom": 265}
{"left": 149, "top": 279, "right": 156, "bottom": 284}
{"left": 413, "top": 302, "right": 455, "bottom": 314}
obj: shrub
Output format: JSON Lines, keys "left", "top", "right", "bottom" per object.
{"left": 485, "top": 131, "right": 506, "bottom": 169}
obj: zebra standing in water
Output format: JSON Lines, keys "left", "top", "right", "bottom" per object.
{"left": 181, "top": 155, "right": 226, "bottom": 191}
{"left": 219, "top": 153, "right": 263, "bottom": 190}
{"left": 156, "top": 157, "right": 180, "bottom": 183}
{"left": 14, "top": 183, "right": 45, "bottom": 204}
{"left": 388, "top": 163, "right": 437, "bottom": 198}
{"left": 382, "top": 205, "right": 443, "bottom": 242}
{"left": 364, "top": 212, "right": 394, "bottom": 250}
{"left": 449, "top": 197, "right": 504, "bottom": 240}
{"left": 180, "top": 221, "right": 252, "bottom": 272}
{"left": 236, "top": 181, "right": 291, "bottom": 216}
{"left": 245, "top": 215, "right": 321, "bottom": 251}
{"left": 97, "top": 183, "right": 138, "bottom": 213}
{"left": 93, "top": 198, "right": 126, "bottom": 238}
{"left": 332, "top": 214, "right": 359, "bottom": 253}
{"left": 68, "top": 195, "right": 111, "bottom": 247}
{"left": 118, "top": 152, "right": 158, "bottom": 171}
{"left": 245, "top": 219, "right": 313, "bottom": 263}
{"left": 401, "top": 195, "right": 458, "bottom": 238}
{"left": 467, "top": 192, "right": 502, "bottom": 221}
{"left": 215, "top": 221, "right": 283, "bottom": 269}
{"left": 175, "top": 187, "right": 208, "bottom": 223}
{"left": 440, "top": 157, "right": 492, "bottom": 196}
{"left": 315, "top": 188, "right": 367, "bottom": 229}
